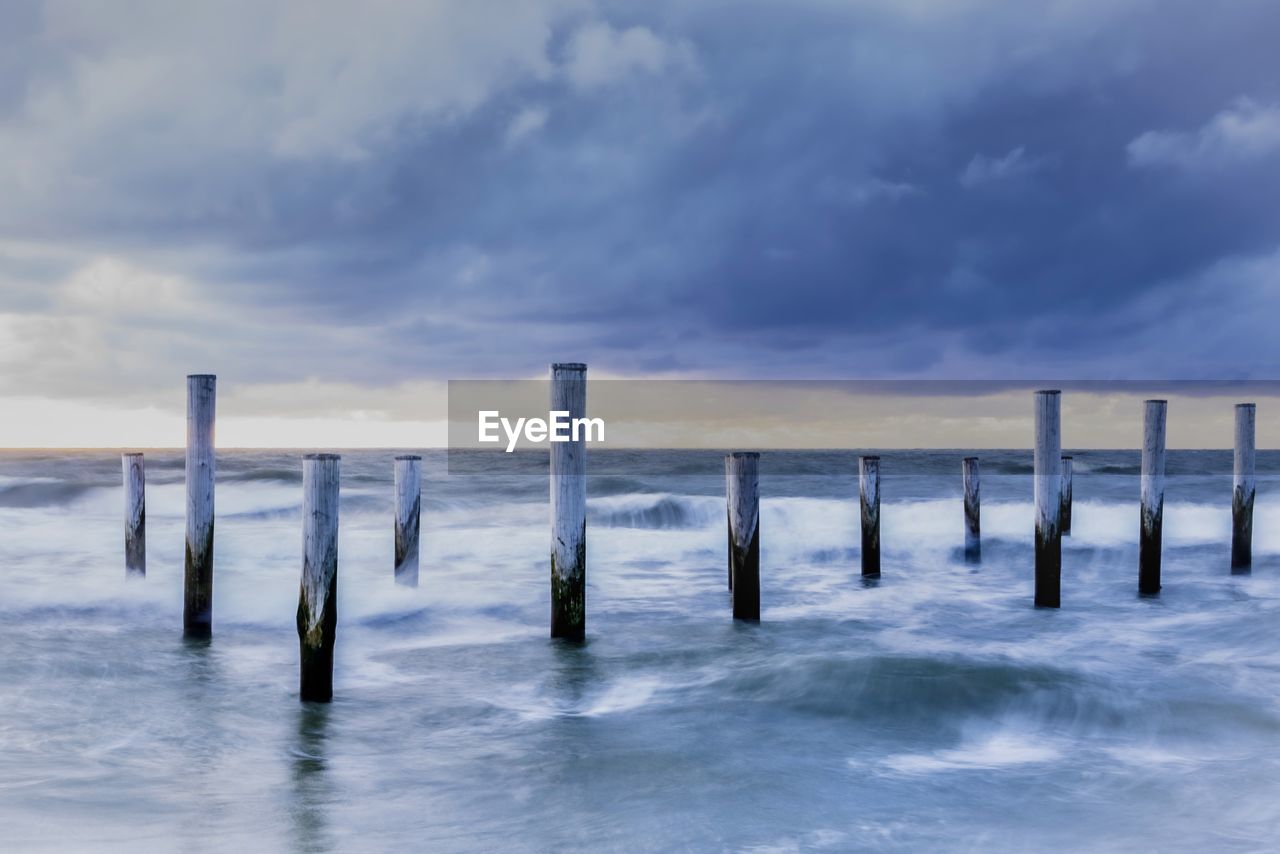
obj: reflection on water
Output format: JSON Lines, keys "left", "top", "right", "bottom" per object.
{"left": 548, "top": 638, "right": 600, "bottom": 710}
{"left": 290, "top": 704, "right": 332, "bottom": 854}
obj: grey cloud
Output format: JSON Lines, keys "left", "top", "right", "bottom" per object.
{"left": 958, "top": 147, "right": 1044, "bottom": 188}
{"left": 1128, "top": 97, "right": 1280, "bottom": 170}
{"left": 561, "top": 22, "right": 693, "bottom": 91}
{"left": 1, "top": 0, "right": 1279, "bottom": 403}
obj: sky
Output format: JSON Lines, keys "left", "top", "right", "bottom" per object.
{"left": 1, "top": 0, "right": 1279, "bottom": 447}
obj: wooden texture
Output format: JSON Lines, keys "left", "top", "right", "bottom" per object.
{"left": 550, "top": 363, "right": 587, "bottom": 640}
{"left": 963, "top": 457, "right": 980, "bottom": 564}
{"left": 1139, "top": 400, "right": 1167, "bottom": 595}
{"left": 860, "top": 456, "right": 881, "bottom": 577}
{"left": 1233, "top": 403, "right": 1256, "bottom": 571}
{"left": 726, "top": 452, "right": 760, "bottom": 621}
{"left": 394, "top": 455, "right": 421, "bottom": 587}
{"left": 184, "top": 374, "right": 216, "bottom": 637}
{"left": 123, "top": 452, "right": 145, "bottom": 578}
{"left": 1060, "top": 455, "right": 1073, "bottom": 536}
{"left": 299, "top": 454, "right": 340, "bottom": 702}
{"left": 1034, "top": 391, "right": 1062, "bottom": 607}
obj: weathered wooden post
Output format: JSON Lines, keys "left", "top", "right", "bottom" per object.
{"left": 1034, "top": 390, "right": 1062, "bottom": 607}
{"left": 963, "top": 456, "right": 980, "bottom": 564}
{"left": 725, "top": 452, "right": 760, "bottom": 620}
{"left": 394, "top": 455, "right": 421, "bottom": 587}
{"left": 1232, "top": 403, "right": 1256, "bottom": 572}
{"left": 184, "top": 374, "right": 216, "bottom": 637}
{"left": 860, "top": 455, "right": 881, "bottom": 577}
{"left": 1060, "top": 455, "right": 1073, "bottom": 536}
{"left": 299, "top": 454, "right": 340, "bottom": 703}
{"left": 550, "top": 363, "right": 587, "bottom": 641}
{"left": 1139, "top": 399, "right": 1167, "bottom": 595}
{"left": 123, "top": 452, "right": 145, "bottom": 578}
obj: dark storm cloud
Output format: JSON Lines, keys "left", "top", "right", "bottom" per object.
{"left": 2, "top": 0, "right": 1280, "bottom": 397}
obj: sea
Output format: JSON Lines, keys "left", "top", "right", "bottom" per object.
{"left": 1, "top": 448, "right": 1278, "bottom": 852}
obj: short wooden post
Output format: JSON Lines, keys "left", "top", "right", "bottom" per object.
{"left": 184, "top": 374, "right": 216, "bottom": 637}
{"left": 1034, "top": 390, "right": 1062, "bottom": 607}
{"left": 550, "top": 363, "right": 587, "bottom": 641}
{"left": 1139, "top": 399, "right": 1167, "bottom": 595}
{"left": 123, "top": 452, "right": 145, "bottom": 578}
{"left": 1232, "top": 403, "right": 1256, "bottom": 572}
{"left": 394, "top": 455, "right": 421, "bottom": 587}
{"left": 1060, "top": 456, "right": 1073, "bottom": 536}
{"left": 963, "top": 456, "right": 980, "bottom": 564}
{"left": 726, "top": 452, "right": 760, "bottom": 620}
{"left": 860, "top": 455, "right": 881, "bottom": 577}
{"left": 299, "top": 454, "right": 340, "bottom": 703}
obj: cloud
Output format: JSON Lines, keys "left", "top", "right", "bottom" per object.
{"left": 506, "top": 105, "right": 550, "bottom": 145}
{"left": 0, "top": 0, "right": 1279, "bottom": 426}
{"left": 958, "top": 147, "right": 1042, "bottom": 188}
{"left": 1127, "top": 97, "right": 1280, "bottom": 170}
{"left": 562, "top": 22, "right": 691, "bottom": 91}
{"left": 820, "top": 176, "right": 922, "bottom": 206}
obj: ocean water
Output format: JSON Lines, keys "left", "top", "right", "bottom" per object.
{"left": 1, "top": 448, "right": 1279, "bottom": 852}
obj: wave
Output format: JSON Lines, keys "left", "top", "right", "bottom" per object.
{"left": 1089, "top": 464, "right": 1141, "bottom": 475}
{"left": 0, "top": 481, "right": 98, "bottom": 508}
{"left": 588, "top": 494, "right": 721, "bottom": 530}
{"left": 219, "top": 468, "right": 302, "bottom": 484}
{"left": 716, "top": 652, "right": 1079, "bottom": 723}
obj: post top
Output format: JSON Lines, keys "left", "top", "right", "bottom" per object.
{"left": 187, "top": 373, "right": 216, "bottom": 380}
{"left": 1035, "top": 389, "right": 1061, "bottom": 396}
{"left": 860, "top": 455, "right": 881, "bottom": 461}
{"left": 395, "top": 454, "right": 422, "bottom": 461}
{"left": 1061, "top": 454, "right": 1074, "bottom": 460}
{"left": 1144, "top": 399, "right": 1168, "bottom": 405}
{"left": 303, "top": 453, "right": 341, "bottom": 461}
{"left": 551, "top": 362, "right": 587, "bottom": 372}
{"left": 122, "top": 451, "right": 144, "bottom": 457}
{"left": 963, "top": 456, "right": 979, "bottom": 462}
{"left": 1237, "top": 402, "right": 1257, "bottom": 409}
{"left": 726, "top": 451, "right": 760, "bottom": 459}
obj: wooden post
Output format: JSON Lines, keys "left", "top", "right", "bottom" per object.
{"left": 123, "top": 452, "right": 145, "bottom": 578}
{"left": 184, "top": 374, "right": 216, "bottom": 637}
{"left": 1060, "top": 456, "right": 1073, "bottom": 536}
{"left": 860, "top": 455, "right": 881, "bottom": 577}
{"left": 299, "top": 454, "right": 340, "bottom": 703}
{"left": 1139, "top": 399, "right": 1167, "bottom": 595}
{"left": 726, "top": 452, "right": 760, "bottom": 620}
{"left": 394, "top": 455, "right": 421, "bottom": 587}
{"left": 1233, "top": 403, "right": 1256, "bottom": 572}
{"left": 963, "top": 456, "right": 980, "bottom": 564}
{"left": 1034, "top": 390, "right": 1062, "bottom": 608}
{"left": 550, "top": 363, "right": 587, "bottom": 641}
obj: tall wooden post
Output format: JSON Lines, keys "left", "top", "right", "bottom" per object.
{"left": 1060, "top": 456, "right": 1073, "bottom": 536}
{"left": 726, "top": 453, "right": 760, "bottom": 620}
{"left": 860, "top": 456, "right": 881, "bottom": 577}
{"left": 1233, "top": 403, "right": 1256, "bottom": 572}
{"left": 394, "top": 455, "right": 421, "bottom": 587}
{"left": 550, "top": 363, "right": 587, "bottom": 641}
{"left": 1034, "top": 390, "right": 1062, "bottom": 608}
{"left": 184, "top": 374, "right": 216, "bottom": 637}
{"left": 123, "top": 452, "right": 145, "bottom": 578}
{"left": 1139, "top": 400, "right": 1167, "bottom": 595}
{"left": 299, "top": 454, "right": 340, "bottom": 703}
{"left": 963, "top": 456, "right": 980, "bottom": 564}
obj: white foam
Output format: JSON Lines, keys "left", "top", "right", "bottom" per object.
{"left": 879, "top": 732, "right": 1061, "bottom": 774}
{"left": 580, "top": 676, "right": 663, "bottom": 716}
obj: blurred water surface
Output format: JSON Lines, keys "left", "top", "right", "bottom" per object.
{"left": 1, "top": 448, "right": 1278, "bottom": 852}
